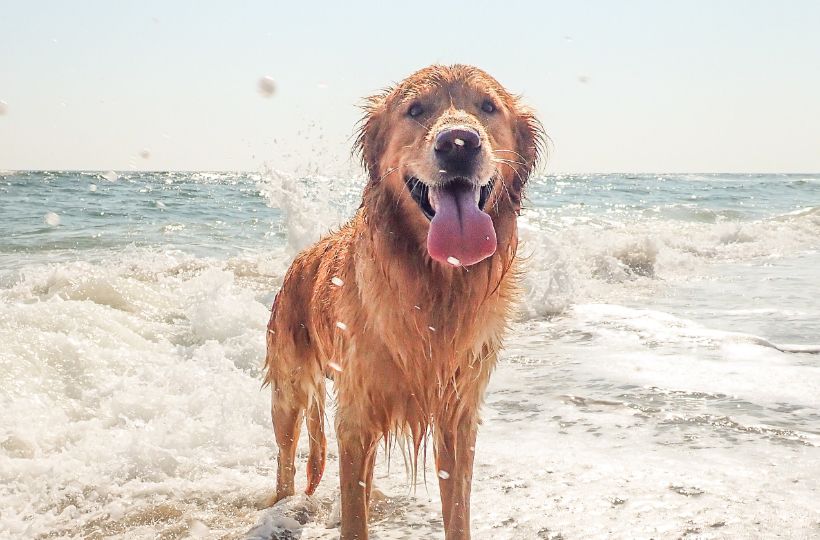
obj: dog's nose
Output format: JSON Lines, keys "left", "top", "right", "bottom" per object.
{"left": 434, "top": 127, "right": 481, "bottom": 166}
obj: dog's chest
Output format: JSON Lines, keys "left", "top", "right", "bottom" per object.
{"left": 352, "top": 266, "right": 509, "bottom": 373}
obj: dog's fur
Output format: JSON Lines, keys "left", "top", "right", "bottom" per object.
{"left": 264, "top": 64, "right": 543, "bottom": 539}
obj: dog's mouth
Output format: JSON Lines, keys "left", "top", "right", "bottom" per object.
{"left": 405, "top": 177, "right": 493, "bottom": 221}
{"left": 404, "top": 176, "right": 497, "bottom": 267}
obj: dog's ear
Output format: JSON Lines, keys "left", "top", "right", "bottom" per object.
{"left": 514, "top": 103, "right": 545, "bottom": 181}
{"left": 354, "top": 92, "right": 390, "bottom": 181}
{"left": 505, "top": 101, "right": 545, "bottom": 208}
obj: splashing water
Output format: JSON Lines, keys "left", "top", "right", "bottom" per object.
{"left": 0, "top": 171, "right": 818, "bottom": 538}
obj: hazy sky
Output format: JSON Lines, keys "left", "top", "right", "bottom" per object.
{"left": 1, "top": 1, "right": 819, "bottom": 173}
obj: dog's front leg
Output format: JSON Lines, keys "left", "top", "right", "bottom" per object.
{"left": 337, "top": 411, "right": 378, "bottom": 540}
{"left": 435, "top": 412, "right": 478, "bottom": 540}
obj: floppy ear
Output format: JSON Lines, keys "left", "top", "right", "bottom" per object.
{"left": 505, "top": 102, "right": 545, "bottom": 208}
{"left": 354, "top": 92, "right": 389, "bottom": 182}
{"left": 514, "top": 104, "right": 545, "bottom": 181}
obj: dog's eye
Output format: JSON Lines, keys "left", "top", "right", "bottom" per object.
{"left": 481, "top": 100, "right": 496, "bottom": 114}
{"left": 407, "top": 103, "right": 424, "bottom": 118}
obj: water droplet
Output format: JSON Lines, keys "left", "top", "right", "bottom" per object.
{"left": 331, "top": 276, "right": 344, "bottom": 287}
{"left": 577, "top": 74, "right": 590, "bottom": 84}
{"left": 139, "top": 149, "right": 151, "bottom": 159}
{"left": 188, "top": 519, "right": 209, "bottom": 537}
{"left": 44, "top": 212, "right": 60, "bottom": 226}
{"left": 446, "top": 256, "right": 461, "bottom": 266}
{"left": 428, "top": 326, "right": 436, "bottom": 332}
{"left": 413, "top": 305, "right": 421, "bottom": 310}
{"left": 358, "top": 481, "right": 366, "bottom": 488}
{"left": 335, "top": 321, "right": 348, "bottom": 331}
{"left": 258, "top": 76, "right": 276, "bottom": 97}
{"left": 438, "top": 470, "right": 450, "bottom": 479}
{"left": 89, "top": 184, "right": 97, "bottom": 192}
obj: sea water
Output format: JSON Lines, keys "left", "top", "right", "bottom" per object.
{"left": 1, "top": 170, "right": 818, "bottom": 538}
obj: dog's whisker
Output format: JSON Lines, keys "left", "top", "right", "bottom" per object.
{"left": 494, "top": 160, "right": 527, "bottom": 191}
{"left": 377, "top": 166, "right": 399, "bottom": 183}
{"left": 493, "top": 148, "right": 528, "bottom": 162}
{"left": 492, "top": 156, "right": 525, "bottom": 166}
{"left": 411, "top": 118, "right": 432, "bottom": 131}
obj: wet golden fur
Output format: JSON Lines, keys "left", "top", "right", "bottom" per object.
{"left": 264, "top": 64, "right": 543, "bottom": 539}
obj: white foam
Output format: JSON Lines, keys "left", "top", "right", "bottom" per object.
{"left": 256, "top": 168, "right": 362, "bottom": 255}
{"left": 517, "top": 205, "right": 820, "bottom": 319}
{"left": 0, "top": 249, "right": 277, "bottom": 537}
{"left": 561, "top": 303, "right": 820, "bottom": 407}
{"left": 2, "top": 172, "right": 819, "bottom": 538}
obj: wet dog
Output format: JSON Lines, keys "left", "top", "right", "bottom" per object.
{"left": 264, "top": 64, "right": 543, "bottom": 539}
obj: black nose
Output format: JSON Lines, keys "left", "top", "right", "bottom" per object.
{"left": 434, "top": 127, "right": 481, "bottom": 169}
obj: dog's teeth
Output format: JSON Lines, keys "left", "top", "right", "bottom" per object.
{"left": 454, "top": 138, "right": 465, "bottom": 147}
{"left": 331, "top": 276, "right": 344, "bottom": 287}
{"left": 446, "top": 256, "right": 461, "bottom": 266}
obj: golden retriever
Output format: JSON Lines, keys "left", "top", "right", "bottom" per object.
{"left": 264, "top": 64, "right": 543, "bottom": 539}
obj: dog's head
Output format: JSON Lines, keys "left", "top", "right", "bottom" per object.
{"left": 356, "top": 64, "right": 544, "bottom": 267}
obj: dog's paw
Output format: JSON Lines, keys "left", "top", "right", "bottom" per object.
{"left": 259, "top": 491, "right": 292, "bottom": 509}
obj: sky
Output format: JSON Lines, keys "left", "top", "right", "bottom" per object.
{"left": 1, "top": 1, "right": 819, "bottom": 174}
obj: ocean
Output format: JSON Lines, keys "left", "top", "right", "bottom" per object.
{"left": 1, "top": 170, "right": 818, "bottom": 538}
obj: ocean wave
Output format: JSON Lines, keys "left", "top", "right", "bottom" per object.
{"left": 250, "top": 170, "right": 820, "bottom": 320}
{"left": 518, "top": 205, "right": 820, "bottom": 318}
{"left": 0, "top": 249, "right": 276, "bottom": 537}
{"left": 1, "top": 170, "right": 818, "bottom": 538}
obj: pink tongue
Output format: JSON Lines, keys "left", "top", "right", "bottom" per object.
{"left": 427, "top": 184, "right": 496, "bottom": 267}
